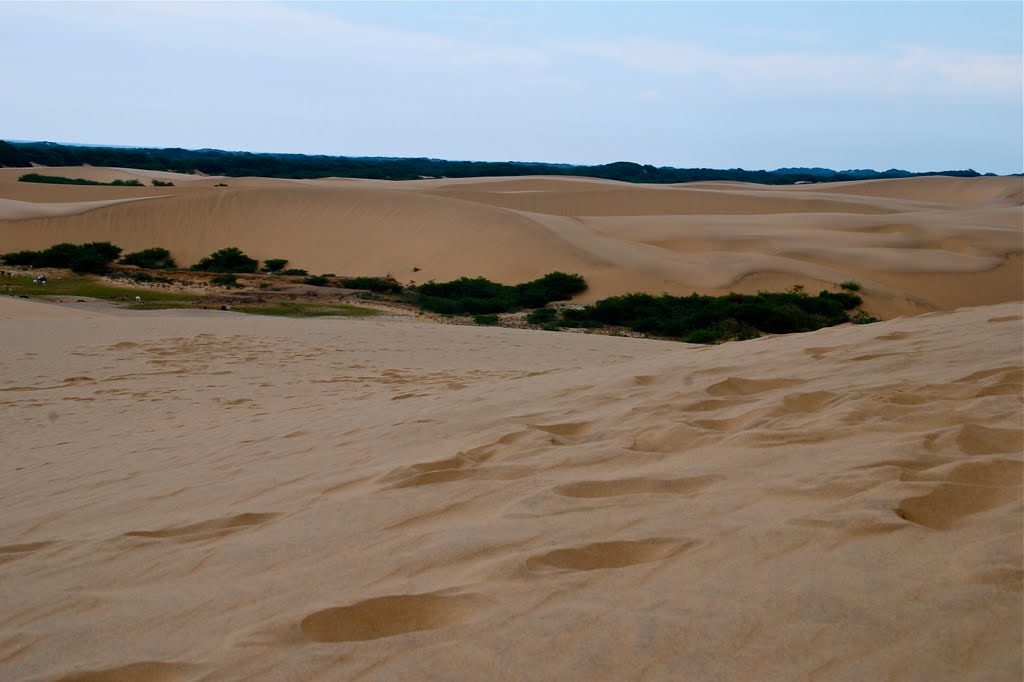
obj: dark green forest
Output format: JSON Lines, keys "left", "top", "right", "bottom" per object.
{"left": 0, "top": 140, "right": 993, "bottom": 184}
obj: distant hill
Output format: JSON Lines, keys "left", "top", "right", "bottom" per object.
{"left": 0, "top": 139, "right": 990, "bottom": 185}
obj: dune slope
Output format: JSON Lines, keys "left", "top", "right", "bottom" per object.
{"left": 0, "top": 171, "right": 1020, "bottom": 317}
{"left": 0, "top": 298, "right": 1021, "bottom": 681}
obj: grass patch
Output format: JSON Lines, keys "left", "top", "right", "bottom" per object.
{"left": 4, "top": 275, "right": 194, "bottom": 302}
{"left": 233, "top": 302, "right": 379, "bottom": 318}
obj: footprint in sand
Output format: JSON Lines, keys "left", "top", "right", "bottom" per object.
{"left": 525, "top": 538, "right": 695, "bottom": 573}
{"left": 955, "top": 424, "right": 1023, "bottom": 456}
{"left": 896, "top": 482, "right": 1023, "bottom": 530}
{"left": 300, "top": 592, "right": 486, "bottom": 642}
{"left": 123, "top": 513, "right": 278, "bottom": 541}
{"left": 554, "top": 475, "right": 722, "bottom": 499}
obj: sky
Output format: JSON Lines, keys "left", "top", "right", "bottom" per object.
{"left": 2, "top": 1, "right": 1022, "bottom": 173}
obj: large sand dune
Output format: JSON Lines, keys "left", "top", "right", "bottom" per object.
{"left": 0, "top": 297, "right": 1020, "bottom": 681}
{"left": 0, "top": 169, "right": 1021, "bottom": 680}
{"left": 0, "top": 170, "right": 1020, "bottom": 317}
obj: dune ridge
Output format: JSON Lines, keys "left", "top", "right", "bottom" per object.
{"left": 0, "top": 170, "right": 1020, "bottom": 318}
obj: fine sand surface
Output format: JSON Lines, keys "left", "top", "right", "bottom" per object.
{"left": 0, "top": 169, "right": 1021, "bottom": 318}
{"left": 0, "top": 168, "right": 1021, "bottom": 680}
{"left": 1, "top": 296, "right": 1021, "bottom": 681}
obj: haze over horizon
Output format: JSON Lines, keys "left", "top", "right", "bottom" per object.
{"left": 3, "top": 1, "right": 1022, "bottom": 175}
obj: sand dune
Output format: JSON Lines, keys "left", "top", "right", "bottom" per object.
{"left": 0, "top": 297, "right": 1020, "bottom": 681}
{"left": 0, "top": 169, "right": 1021, "bottom": 679}
{"left": 0, "top": 171, "right": 1020, "bottom": 318}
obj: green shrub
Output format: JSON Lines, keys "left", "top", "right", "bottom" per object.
{"left": 473, "top": 313, "right": 500, "bottom": 325}
{"left": 341, "top": 276, "right": 403, "bottom": 294}
{"left": 119, "top": 247, "right": 177, "bottom": 269}
{"left": 415, "top": 272, "right": 587, "bottom": 315}
{"left": 190, "top": 247, "right": 259, "bottom": 273}
{"left": 261, "top": 258, "right": 289, "bottom": 273}
{"left": 1, "top": 241, "right": 121, "bottom": 274}
{"left": 840, "top": 280, "right": 862, "bottom": 292}
{"left": 151, "top": 179, "right": 175, "bottom": 187}
{"left": 279, "top": 268, "right": 308, "bottom": 276}
{"left": 303, "top": 275, "right": 330, "bottom": 286}
{"left": 526, "top": 307, "right": 558, "bottom": 325}
{"left": 568, "top": 288, "right": 868, "bottom": 341}
{"left": 211, "top": 273, "right": 240, "bottom": 287}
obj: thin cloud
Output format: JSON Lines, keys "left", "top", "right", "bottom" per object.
{"left": 565, "top": 38, "right": 1022, "bottom": 97}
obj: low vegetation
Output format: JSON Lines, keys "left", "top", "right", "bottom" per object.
{"left": 119, "top": 247, "right": 177, "bottom": 269}
{"left": 18, "top": 173, "right": 143, "bottom": 186}
{"left": 541, "top": 288, "right": 868, "bottom": 343}
{"left": 190, "top": 247, "right": 259, "bottom": 273}
{"left": 1, "top": 239, "right": 878, "bottom": 338}
{"left": 211, "top": 274, "right": 241, "bottom": 287}
{"left": 340, "top": 276, "right": 403, "bottom": 294}
{"left": 261, "top": 258, "right": 289, "bottom": 273}
{"left": 150, "top": 179, "right": 174, "bottom": 187}
{"left": 233, "top": 302, "right": 379, "bottom": 318}
{"left": 1, "top": 241, "right": 122, "bottom": 274}
{"left": 1, "top": 275, "right": 196, "bottom": 308}
{"left": 411, "top": 273, "right": 875, "bottom": 343}
{"left": 414, "top": 272, "right": 587, "bottom": 314}
{"left": 108, "top": 271, "right": 173, "bottom": 284}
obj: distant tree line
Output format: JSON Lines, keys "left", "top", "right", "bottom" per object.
{"left": 0, "top": 140, "right": 994, "bottom": 185}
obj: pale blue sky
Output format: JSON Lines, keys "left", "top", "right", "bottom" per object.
{"left": 2, "top": 1, "right": 1021, "bottom": 173}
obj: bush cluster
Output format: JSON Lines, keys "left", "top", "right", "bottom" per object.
{"left": 416, "top": 272, "right": 587, "bottom": 315}
{"left": 211, "top": 273, "right": 241, "bottom": 287}
{"left": 1, "top": 242, "right": 122, "bottom": 274}
{"left": 119, "top": 247, "right": 177, "bottom": 269}
{"left": 190, "top": 247, "right": 259, "bottom": 273}
{"left": 549, "top": 288, "right": 865, "bottom": 343}
{"left": 340, "top": 276, "right": 403, "bottom": 294}
{"left": 261, "top": 258, "right": 289, "bottom": 273}
{"left": 150, "top": 179, "right": 174, "bottom": 187}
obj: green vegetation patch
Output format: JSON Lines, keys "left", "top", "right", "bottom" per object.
{"left": 4, "top": 275, "right": 196, "bottom": 305}
{"left": 340, "top": 276, "right": 404, "bottom": 294}
{"left": 415, "top": 272, "right": 586, "bottom": 315}
{"left": 190, "top": 247, "right": 259, "bottom": 273}
{"left": 233, "top": 302, "right": 379, "bottom": 318}
{"left": 120, "top": 247, "right": 177, "bottom": 269}
{"left": 552, "top": 288, "right": 869, "bottom": 343}
{"left": 2, "top": 242, "right": 122, "bottom": 274}
{"left": 19, "top": 173, "right": 143, "bottom": 186}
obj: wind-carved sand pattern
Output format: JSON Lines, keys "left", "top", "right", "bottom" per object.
{"left": 53, "top": 661, "right": 202, "bottom": 682}
{"left": 124, "top": 513, "right": 279, "bottom": 541}
{"left": 0, "top": 171, "right": 1021, "bottom": 680}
